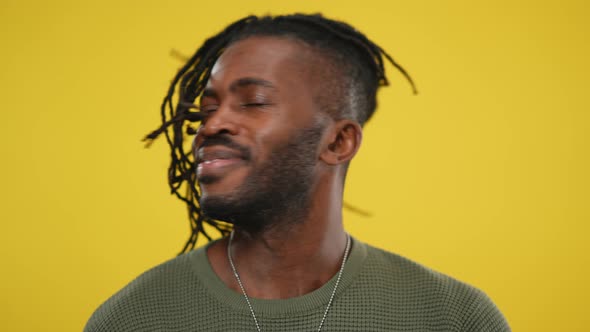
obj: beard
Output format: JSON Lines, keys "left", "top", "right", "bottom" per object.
{"left": 199, "top": 122, "right": 325, "bottom": 234}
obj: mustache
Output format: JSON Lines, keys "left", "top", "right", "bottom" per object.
{"left": 197, "top": 135, "right": 252, "bottom": 160}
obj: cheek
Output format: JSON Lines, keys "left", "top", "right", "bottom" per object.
{"left": 251, "top": 125, "right": 292, "bottom": 162}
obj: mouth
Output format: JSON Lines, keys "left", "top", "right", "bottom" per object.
{"left": 196, "top": 148, "right": 247, "bottom": 179}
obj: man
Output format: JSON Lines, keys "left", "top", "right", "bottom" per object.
{"left": 85, "top": 13, "right": 510, "bottom": 331}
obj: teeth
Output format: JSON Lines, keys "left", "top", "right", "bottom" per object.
{"left": 200, "top": 158, "right": 241, "bottom": 165}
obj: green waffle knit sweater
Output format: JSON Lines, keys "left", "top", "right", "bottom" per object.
{"left": 84, "top": 237, "right": 510, "bottom": 331}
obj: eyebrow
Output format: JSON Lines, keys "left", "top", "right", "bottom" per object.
{"left": 230, "top": 77, "right": 276, "bottom": 92}
{"left": 202, "top": 77, "right": 276, "bottom": 98}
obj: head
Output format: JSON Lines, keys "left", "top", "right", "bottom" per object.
{"left": 144, "top": 14, "right": 416, "bottom": 252}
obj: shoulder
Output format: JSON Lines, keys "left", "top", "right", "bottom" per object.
{"left": 358, "top": 243, "right": 511, "bottom": 331}
{"left": 83, "top": 250, "right": 202, "bottom": 332}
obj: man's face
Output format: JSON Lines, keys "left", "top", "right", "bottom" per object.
{"left": 192, "top": 36, "right": 326, "bottom": 230}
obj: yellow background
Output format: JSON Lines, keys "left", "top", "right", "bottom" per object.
{"left": 1, "top": 0, "right": 588, "bottom": 331}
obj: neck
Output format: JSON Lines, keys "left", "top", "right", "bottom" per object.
{"left": 207, "top": 176, "right": 348, "bottom": 299}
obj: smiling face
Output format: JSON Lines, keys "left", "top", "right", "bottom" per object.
{"left": 192, "top": 36, "right": 330, "bottom": 231}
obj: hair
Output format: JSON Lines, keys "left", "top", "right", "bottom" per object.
{"left": 143, "top": 13, "right": 416, "bottom": 254}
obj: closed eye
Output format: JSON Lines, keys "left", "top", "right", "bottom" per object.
{"left": 199, "top": 104, "right": 219, "bottom": 113}
{"left": 241, "top": 103, "right": 271, "bottom": 108}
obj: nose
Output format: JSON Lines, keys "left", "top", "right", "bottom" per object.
{"left": 193, "top": 103, "right": 239, "bottom": 148}
{"left": 200, "top": 101, "right": 240, "bottom": 136}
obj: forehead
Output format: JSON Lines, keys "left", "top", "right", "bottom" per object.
{"left": 208, "top": 36, "right": 315, "bottom": 89}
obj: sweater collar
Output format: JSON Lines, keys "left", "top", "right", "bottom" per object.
{"left": 188, "top": 236, "right": 368, "bottom": 316}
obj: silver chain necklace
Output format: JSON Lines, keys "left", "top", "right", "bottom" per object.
{"left": 227, "top": 231, "right": 351, "bottom": 332}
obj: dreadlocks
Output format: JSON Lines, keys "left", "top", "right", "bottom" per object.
{"left": 143, "top": 13, "right": 416, "bottom": 254}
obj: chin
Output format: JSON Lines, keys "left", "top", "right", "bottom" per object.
{"left": 199, "top": 179, "right": 240, "bottom": 198}
{"left": 198, "top": 169, "right": 248, "bottom": 195}
{"left": 199, "top": 192, "right": 241, "bottom": 225}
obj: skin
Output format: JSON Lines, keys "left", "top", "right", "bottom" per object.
{"left": 192, "top": 36, "right": 363, "bottom": 300}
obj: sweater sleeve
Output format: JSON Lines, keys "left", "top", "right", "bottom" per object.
{"left": 460, "top": 289, "right": 511, "bottom": 332}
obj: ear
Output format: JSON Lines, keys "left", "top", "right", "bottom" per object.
{"left": 320, "top": 119, "right": 363, "bottom": 166}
